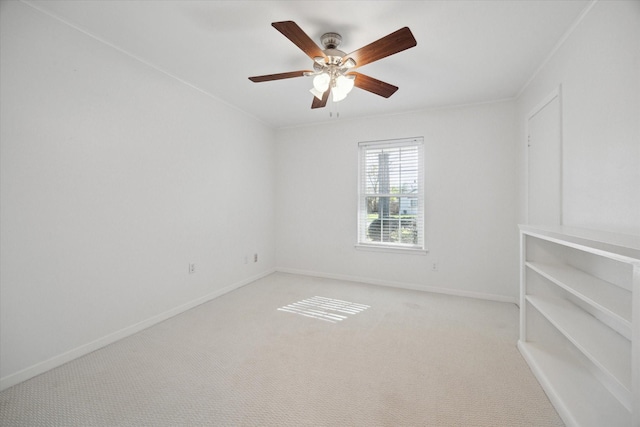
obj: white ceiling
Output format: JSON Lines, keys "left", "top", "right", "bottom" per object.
{"left": 26, "top": 0, "right": 590, "bottom": 129}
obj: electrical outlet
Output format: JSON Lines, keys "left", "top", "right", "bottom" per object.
{"left": 189, "top": 263, "right": 195, "bottom": 274}
{"left": 253, "top": 253, "right": 258, "bottom": 263}
{"left": 431, "top": 262, "right": 438, "bottom": 271}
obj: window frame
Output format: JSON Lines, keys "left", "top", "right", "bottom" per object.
{"left": 356, "top": 137, "right": 426, "bottom": 254}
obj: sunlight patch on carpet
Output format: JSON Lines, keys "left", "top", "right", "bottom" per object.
{"left": 277, "top": 296, "right": 370, "bottom": 323}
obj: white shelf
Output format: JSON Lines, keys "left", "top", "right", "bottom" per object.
{"left": 526, "top": 261, "right": 632, "bottom": 328}
{"left": 527, "top": 295, "right": 631, "bottom": 397}
{"left": 519, "top": 225, "right": 639, "bottom": 426}
{"left": 520, "top": 224, "right": 640, "bottom": 262}
{"left": 518, "top": 341, "right": 631, "bottom": 427}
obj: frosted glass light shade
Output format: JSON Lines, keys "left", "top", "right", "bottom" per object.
{"left": 332, "top": 75, "right": 355, "bottom": 102}
{"left": 312, "top": 73, "right": 330, "bottom": 92}
{"left": 332, "top": 88, "right": 348, "bottom": 102}
{"left": 337, "top": 75, "right": 355, "bottom": 93}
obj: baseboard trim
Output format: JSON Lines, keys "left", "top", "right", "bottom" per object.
{"left": 0, "top": 269, "right": 275, "bottom": 392}
{"left": 275, "top": 267, "right": 518, "bottom": 304}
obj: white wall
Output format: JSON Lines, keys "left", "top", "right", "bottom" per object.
{"left": 276, "top": 101, "right": 519, "bottom": 301}
{"left": 517, "top": 0, "right": 640, "bottom": 236}
{"left": 0, "top": 1, "right": 276, "bottom": 389}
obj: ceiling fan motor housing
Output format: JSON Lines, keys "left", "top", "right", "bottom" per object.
{"left": 324, "top": 49, "right": 347, "bottom": 65}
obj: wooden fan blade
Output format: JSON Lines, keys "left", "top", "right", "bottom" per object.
{"left": 344, "top": 27, "right": 416, "bottom": 68}
{"left": 311, "top": 90, "right": 329, "bottom": 109}
{"left": 249, "top": 70, "right": 311, "bottom": 82}
{"left": 350, "top": 72, "right": 398, "bottom": 98}
{"left": 272, "top": 21, "right": 326, "bottom": 61}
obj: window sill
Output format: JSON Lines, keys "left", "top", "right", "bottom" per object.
{"left": 354, "top": 244, "right": 428, "bottom": 255}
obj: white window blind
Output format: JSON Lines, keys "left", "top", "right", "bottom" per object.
{"left": 358, "top": 137, "right": 424, "bottom": 250}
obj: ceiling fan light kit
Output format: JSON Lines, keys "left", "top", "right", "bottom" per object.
{"left": 249, "top": 21, "right": 417, "bottom": 110}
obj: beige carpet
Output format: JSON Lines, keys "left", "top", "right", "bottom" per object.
{"left": 0, "top": 273, "right": 563, "bottom": 426}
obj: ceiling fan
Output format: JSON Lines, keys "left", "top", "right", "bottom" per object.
{"left": 249, "top": 21, "right": 417, "bottom": 109}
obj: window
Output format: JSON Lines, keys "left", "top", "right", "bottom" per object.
{"left": 358, "top": 137, "right": 425, "bottom": 252}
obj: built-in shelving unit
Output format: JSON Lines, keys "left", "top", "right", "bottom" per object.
{"left": 518, "top": 225, "right": 640, "bottom": 427}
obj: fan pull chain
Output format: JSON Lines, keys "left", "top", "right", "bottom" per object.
{"left": 329, "top": 99, "right": 340, "bottom": 119}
